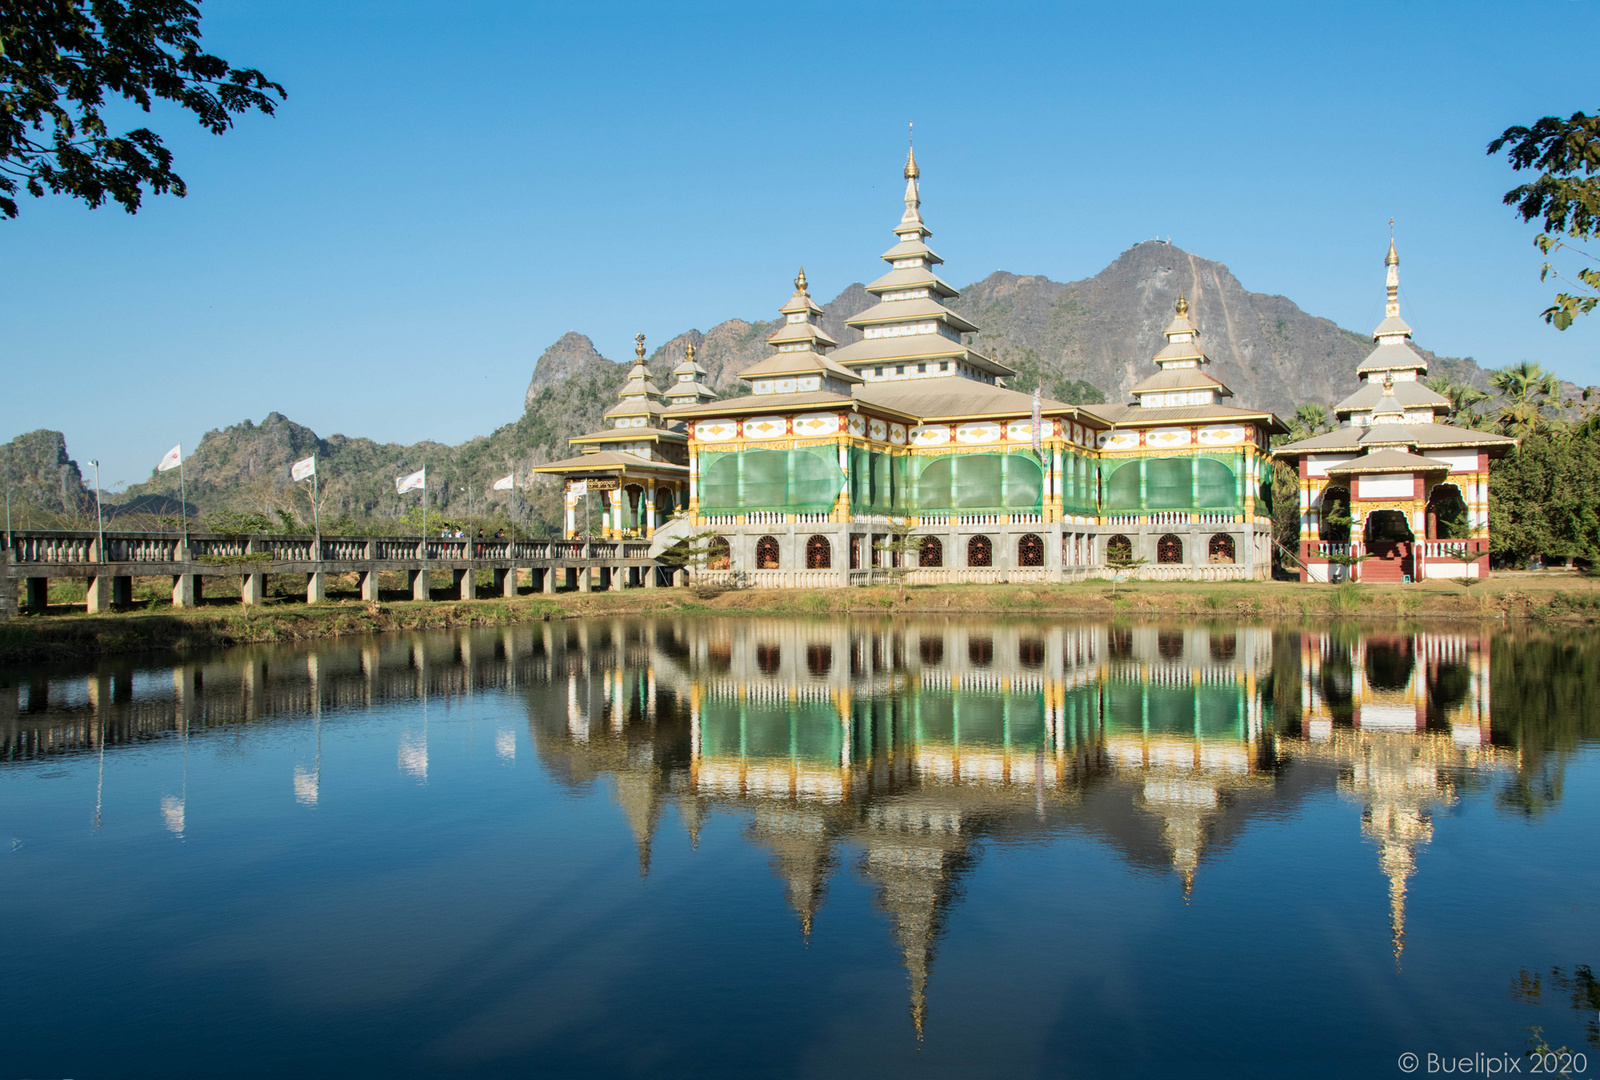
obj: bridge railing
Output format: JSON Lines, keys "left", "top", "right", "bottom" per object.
{"left": 3, "top": 529, "right": 658, "bottom": 569}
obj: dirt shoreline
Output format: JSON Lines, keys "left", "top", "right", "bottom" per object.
{"left": 3, "top": 577, "right": 1597, "bottom": 663}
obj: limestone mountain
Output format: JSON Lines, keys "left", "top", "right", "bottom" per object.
{"left": 1, "top": 429, "right": 93, "bottom": 521}
{"left": 548, "top": 242, "right": 1489, "bottom": 417}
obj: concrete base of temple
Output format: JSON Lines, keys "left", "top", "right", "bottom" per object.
{"left": 679, "top": 519, "right": 1272, "bottom": 585}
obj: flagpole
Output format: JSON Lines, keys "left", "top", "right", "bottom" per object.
{"left": 178, "top": 455, "right": 189, "bottom": 555}
{"left": 311, "top": 470, "right": 321, "bottom": 558}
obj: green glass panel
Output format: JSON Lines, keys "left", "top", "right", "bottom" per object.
{"left": 1195, "top": 457, "right": 1237, "bottom": 509}
{"left": 1146, "top": 458, "right": 1192, "bottom": 510}
{"left": 698, "top": 448, "right": 843, "bottom": 513}
{"left": 1106, "top": 461, "right": 1141, "bottom": 511}
{"left": 912, "top": 453, "right": 1043, "bottom": 513}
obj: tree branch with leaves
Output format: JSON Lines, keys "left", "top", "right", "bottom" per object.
{"left": 0, "top": 0, "right": 285, "bottom": 219}
{"left": 1489, "top": 110, "right": 1600, "bottom": 329}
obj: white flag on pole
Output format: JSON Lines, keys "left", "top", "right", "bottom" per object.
{"left": 157, "top": 445, "right": 182, "bottom": 472}
{"left": 570, "top": 480, "right": 587, "bottom": 497}
{"left": 291, "top": 455, "right": 316, "bottom": 482}
{"left": 492, "top": 473, "right": 514, "bottom": 491}
{"left": 396, "top": 467, "right": 426, "bottom": 494}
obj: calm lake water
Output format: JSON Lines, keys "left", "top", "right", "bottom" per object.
{"left": 3, "top": 617, "right": 1597, "bottom": 1079}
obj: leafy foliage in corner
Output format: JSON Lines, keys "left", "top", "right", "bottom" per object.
{"left": 1489, "top": 110, "right": 1600, "bottom": 329}
{"left": 0, "top": 0, "right": 286, "bottom": 219}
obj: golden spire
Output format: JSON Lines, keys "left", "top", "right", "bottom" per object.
{"left": 634, "top": 333, "right": 646, "bottom": 362}
{"left": 1385, "top": 225, "right": 1401, "bottom": 319}
{"left": 794, "top": 266, "right": 809, "bottom": 295}
{"left": 1175, "top": 294, "right": 1189, "bottom": 318}
{"left": 685, "top": 342, "right": 696, "bottom": 363}
{"left": 904, "top": 121, "right": 918, "bottom": 179}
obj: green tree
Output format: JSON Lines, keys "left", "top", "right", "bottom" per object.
{"left": 1424, "top": 376, "right": 1493, "bottom": 429}
{"left": 1, "top": 0, "right": 285, "bottom": 219}
{"left": 1490, "top": 361, "right": 1564, "bottom": 437}
{"left": 1489, "top": 426, "right": 1600, "bottom": 565}
{"left": 1286, "top": 403, "right": 1334, "bottom": 443}
{"left": 1489, "top": 111, "right": 1600, "bottom": 329}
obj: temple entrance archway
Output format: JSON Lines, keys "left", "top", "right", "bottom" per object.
{"left": 1363, "top": 510, "right": 1415, "bottom": 583}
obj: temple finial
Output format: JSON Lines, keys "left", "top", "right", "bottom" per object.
{"left": 1384, "top": 228, "right": 1401, "bottom": 319}
{"left": 634, "top": 333, "right": 646, "bottom": 362}
{"left": 685, "top": 342, "right": 696, "bottom": 363}
{"left": 794, "top": 266, "right": 809, "bottom": 295}
{"left": 905, "top": 121, "right": 918, "bottom": 179}
{"left": 1175, "top": 294, "right": 1189, "bottom": 317}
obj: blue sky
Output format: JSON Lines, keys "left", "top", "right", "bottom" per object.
{"left": 4, "top": 0, "right": 1595, "bottom": 490}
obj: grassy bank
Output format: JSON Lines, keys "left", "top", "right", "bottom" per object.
{"left": 4, "top": 574, "right": 1599, "bottom": 663}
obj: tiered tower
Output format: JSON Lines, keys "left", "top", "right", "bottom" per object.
{"left": 1129, "top": 296, "right": 1234, "bottom": 410}
{"left": 829, "top": 141, "right": 1013, "bottom": 385}
{"left": 1337, "top": 239, "right": 1451, "bottom": 427}
{"left": 735, "top": 268, "right": 862, "bottom": 396}
{"left": 604, "top": 333, "right": 669, "bottom": 432}
{"left": 663, "top": 343, "right": 718, "bottom": 414}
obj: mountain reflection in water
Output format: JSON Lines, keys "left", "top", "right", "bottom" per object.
{"left": 3, "top": 618, "right": 1523, "bottom": 1043}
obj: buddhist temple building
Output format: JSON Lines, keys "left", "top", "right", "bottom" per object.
{"left": 1273, "top": 241, "right": 1516, "bottom": 583}
{"left": 535, "top": 142, "right": 1289, "bottom": 582}
{"left": 531, "top": 333, "right": 691, "bottom": 540}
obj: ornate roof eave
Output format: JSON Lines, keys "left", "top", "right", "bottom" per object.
{"left": 845, "top": 298, "right": 980, "bottom": 334}
{"left": 530, "top": 450, "right": 689, "bottom": 475}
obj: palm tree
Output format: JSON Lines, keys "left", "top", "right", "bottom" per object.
{"left": 1288, "top": 403, "right": 1334, "bottom": 442}
{"left": 1424, "top": 376, "right": 1492, "bottom": 428}
{"left": 1489, "top": 361, "right": 1563, "bottom": 436}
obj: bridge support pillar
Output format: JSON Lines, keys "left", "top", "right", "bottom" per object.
{"left": 579, "top": 566, "right": 591, "bottom": 593}
{"left": 25, "top": 577, "right": 48, "bottom": 613}
{"left": 410, "top": 569, "right": 430, "bottom": 602}
{"left": 454, "top": 568, "right": 476, "bottom": 600}
{"left": 541, "top": 568, "right": 555, "bottom": 594}
{"left": 359, "top": 569, "right": 380, "bottom": 602}
{"left": 85, "top": 573, "right": 111, "bottom": 613}
{"left": 172, "top": 574, "right": 198, "bottom": 607}
{"left": 645, "top": 564, "right": 657, "bottom": 589}
{"left": 241, "top": 570, "right": 266, "bottom": 606}
{"left": 495, "top": 567, "right": 516, "bottom": 597}
{"left": 675, "top": 568, "right": 687, "bottom": 587}
{"left": 0, "top": 561, "right": 13, "bottom": 620}
{"left": 307, "top": 571, "right": 327, "bottom": 603}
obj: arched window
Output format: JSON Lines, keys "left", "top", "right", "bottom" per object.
{"left": 806, "top": 535, "right": 832, "bottom": 569}
{"left": 919, "top": 536, "right": 943, "bottom": 567}
{"left": 849, "top": 535, "right": 860, "bottom": 569}
{"left": 1018, "top": 533, "right": 1044, "bottom": 567}
{"left": 805, "top": 643, "right": 832, "bottom": 677}
{"left": 919, "top": 636, "right": 944, "bottom": 665}
{"left": 1107, "top": 534, "right": 1132, "bottom": 561}
{"left": 967, "top": 535, "right": 992, "bottom": 567}
{"left": 755, "top": 535, "right": 780, "bottom": 569}
{"left": 708, "top": 536, "right": 731, "bottom": 570}
{"left": 1208, "top": 533, "right": 1235, "bottom": 564}
{"left": 968, "top": 636, "right": 993, "bottom": 667}
{"left": 1157, "top": 533, "right": 1183, "bottom": 564}
{"left": 756, "top": 643, "right": 781, "bottom": 675}
{"left": 1018, "top": 638, "right": 1045, "bottom": 669}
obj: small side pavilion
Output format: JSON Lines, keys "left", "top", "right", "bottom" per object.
{"left": 532, "top": 334, "right": 693, "bottom": 539}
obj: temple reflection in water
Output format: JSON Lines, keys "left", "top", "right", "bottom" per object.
{"left": 0, "top": 617, "right": 1512, "bottom": 1036}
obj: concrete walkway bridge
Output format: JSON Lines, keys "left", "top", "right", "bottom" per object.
{"left": 1, "top": 529, "right": 674, "bottom": 616}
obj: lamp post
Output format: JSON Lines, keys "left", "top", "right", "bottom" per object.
{"left": 89, "top": 459, "right": 104, "bottom": 562}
